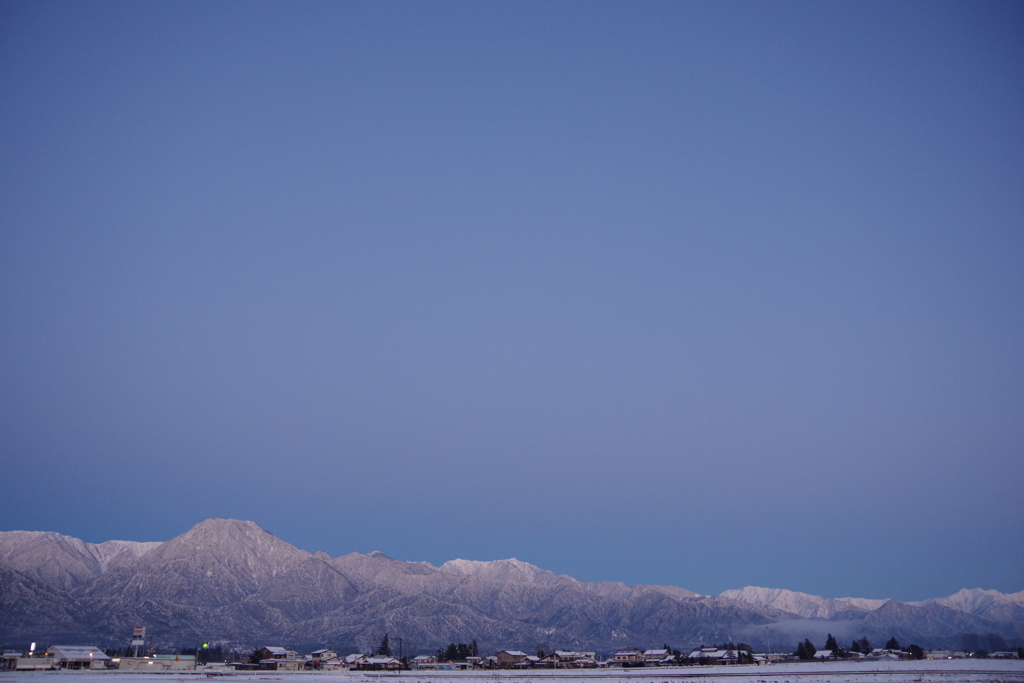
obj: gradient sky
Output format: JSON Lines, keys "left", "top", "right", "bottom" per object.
{"left": 2, "top": 1, "right": 1022, "bottom": 603}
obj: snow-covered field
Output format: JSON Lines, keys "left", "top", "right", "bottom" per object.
{"left": 4, "top": 662, "right": 1024, "bottom": 683}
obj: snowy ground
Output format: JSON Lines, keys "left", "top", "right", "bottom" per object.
{"left": 4, "top": 662, "right": 1024, "bottom": 683}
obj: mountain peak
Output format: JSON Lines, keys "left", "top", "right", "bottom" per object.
{"left": 439, "top": 557, "right": 560, "bottom": 584}
{"left": 918, "top": 587, "right": 1024, "bottom": 615}
{"left": 183, "top": 518, "right": 266, "bottom": 536}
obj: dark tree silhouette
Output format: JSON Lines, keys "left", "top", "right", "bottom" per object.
{"left": 795, "top": 639, "right": 816, "bottom": 660}
{"left": 377, "top": 634, "right": 392, "bottom": 657}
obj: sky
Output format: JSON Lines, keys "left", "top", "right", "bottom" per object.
{"left": 1, "top": 1, "right": 1022, "bottom": 603}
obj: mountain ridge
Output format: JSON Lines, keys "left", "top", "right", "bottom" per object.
{"left": 1, "top": 519, "right": 1020, "bottom": 653}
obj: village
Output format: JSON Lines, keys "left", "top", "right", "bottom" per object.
{"left": 3, "top": 640, "right": 1017, "bottom": 672}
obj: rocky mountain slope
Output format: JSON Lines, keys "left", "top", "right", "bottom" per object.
{"left": 719, "top": 586, "right": 888, "bottom": 619}
{"left": 0, "top": 519, "right": 1020, "bottom": 654}
{"left": 0, "top": 530, "right": 159, "bottom": 593}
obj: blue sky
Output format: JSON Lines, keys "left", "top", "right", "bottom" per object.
{"left": 1, "top": 1, "right": 1022, "bottom": 602}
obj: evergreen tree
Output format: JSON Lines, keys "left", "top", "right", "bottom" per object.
{"left": 378, "top": 634, "right": 392, "bottom": 657}
{"left": 471, "top": 640, "right": 479, "bottom": 658}
{"left": 907, "top": 645, "right": 924, "bottom": 660}
{"left": 825, "top": 634, "right": 839, "bottom": 653}
{"left": 885, "top": 636, "right": 900, "bottom": 651}
{"left": 795, "top": 640, "right": 817, "bottom": 661}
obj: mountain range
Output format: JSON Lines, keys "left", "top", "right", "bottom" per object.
{"left": 1, "top": 518, "right": 1020, "bottom": 655}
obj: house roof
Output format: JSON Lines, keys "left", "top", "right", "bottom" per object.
{"left": 688, "top": 648, "right": 732, "bottom": 659}
{"left": 50, "top": 646, "right": 111, "bottom": 661}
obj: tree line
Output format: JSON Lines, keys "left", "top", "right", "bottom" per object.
{"left": 794, "top": 634, "right": 925, "bottom": 661}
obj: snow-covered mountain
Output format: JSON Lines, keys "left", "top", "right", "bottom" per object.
{"left": 719, "top": 586, "right": 888, "bottom": 619}
{"left": 0, "top": 519, "right": 1020, "bottom": 653}
{"left": 0, "top": 530, "right": 159, "bottom": 592}
{"left": 721, "top": 585, "right": 1024, "bottom": 626}
{"left": 915, "top": 588, "right": 1024, "bottom": 623}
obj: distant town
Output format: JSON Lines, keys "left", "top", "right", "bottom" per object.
{"left": 3, "top": 632, "right": 1021, "bottom": 671}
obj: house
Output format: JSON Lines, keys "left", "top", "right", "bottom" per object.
{"left": 344, "top": 653, "right": 367, "bottom": 668}
{"left": 311, "top": 649, "right": 338, "bottom": 661}
{"left": 411, "top": 655, "right": 438, "bottom": 669}
{"left": 540, "top": 651, "right": 596, "bottom": 668}
{"left": 613, "top": 649, "right": 644, "bottom": 664}
{"left": 868, "top": 649, "right": 910, "bottom": 660}
{"left": 310, "top": 650, "right": 341, "bottom": 670}
{"left": 49, "top": 646, "right": 111, "bottom": 670}
{"left": 643, "top": 649, "right": 674, "bottom": 664}
{"left": 687, "top": 647, "right": 739, "bottom": 664}
{"left": 496, "top": 650, "right": 529, "bottom": 668}
{"left": 359, "top": 656, "right": 402, "bottom": 670}
{"left": 256, "top": 647, "right": 297, "bottom": 660}
{"left": 315, "top": 656, "right": 344, "bottom": 671}
{"left": 260, "top": 656, "right": 306, "bottom": 671}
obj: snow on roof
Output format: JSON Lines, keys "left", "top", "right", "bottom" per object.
{"left": 500, "top": 650, "right": 527, "bottom": 657}
{"left": 50, "top": 646, "right": 110, "bottom": 661}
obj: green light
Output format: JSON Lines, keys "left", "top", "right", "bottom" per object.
{"left": 202, "top": 643, "right": 209, "bottom": 649}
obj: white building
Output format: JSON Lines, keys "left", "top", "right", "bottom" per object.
{"left": 49, "top": 646, "right": 111, "bottom": 670}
